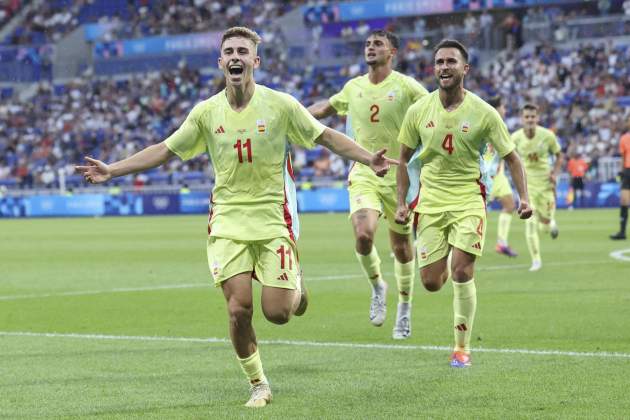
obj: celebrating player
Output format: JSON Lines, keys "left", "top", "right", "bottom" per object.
{"left": 308, "top": 30, "right": 428, "bottom": 339}
{"left": 512, "top": 104, "right": 563, "bottom": 271}
{"left": 76, "top": 27, "right": 397, "bottom": 408}
{"left": 484, "top": 96, "right": 518, "bottom": 257}
{"left": 395, "top": 39, "right": 532, "bottom": 368}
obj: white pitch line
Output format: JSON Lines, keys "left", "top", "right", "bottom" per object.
{"left": 610, "top": 248, "right": 630, "bottom": 262}
{"left": 0, "top": 283, "right": 209, "bottom": 301}
{"left": 0, "top": 259, "right": 619, "bottom": 302}
{"left": 1, "top": 331, "right": 629, "bottom": 360}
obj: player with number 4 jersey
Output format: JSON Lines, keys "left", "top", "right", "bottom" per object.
{"left": 309, "top": 30, "right": 428, "bottom": 340}
{"left": 395, "top": 39, "right": 532, "bottom": 368}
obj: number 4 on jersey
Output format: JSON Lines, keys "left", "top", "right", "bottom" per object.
{"left": 442, "top": 133, "right": 454, "bottom": 155}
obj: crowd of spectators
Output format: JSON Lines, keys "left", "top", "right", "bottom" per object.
{"left": 4, "top": 0, "right": 308, "bottom": 46}
{"left": 1, "top": 4, "right": 629, "bottom": 190}
{"left": 475, "top": 42, "right": 630, "bottom": 179}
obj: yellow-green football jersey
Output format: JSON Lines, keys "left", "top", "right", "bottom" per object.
{"left": 165, "top": 84, "right": 325, "bottom": 241}
{"left": 398, "top": 90, "right": 514, "bottom": 213}
{"left": 330, "top": 70, "right": 428, "bottom": 186}
{"left": 512, "top": 125, "right": 560, "bottom": 189}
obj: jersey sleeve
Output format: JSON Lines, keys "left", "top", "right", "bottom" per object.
{"left": 329, "top": 82, "right": 350, "bottom": 115}
{"left": 403, "top": 75, "right": 429, "bottom": 102}
{"left": 397, "top": 105, "right": 420, "bottom": 150}
{"left": 286, "top": 96, "right": 326, "bottom": 149}
{"left": 485, "top": 110, "right": 514, "bottom": 158}
{"left": 548, "top": 131, "right": 561, "bottom": 154}
{"left": 164, "top": 103, "right": 207, "bottom": 160}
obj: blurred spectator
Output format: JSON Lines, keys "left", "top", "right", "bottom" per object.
{"left": 479, "top": 10, "right": 494, "bottom": 49}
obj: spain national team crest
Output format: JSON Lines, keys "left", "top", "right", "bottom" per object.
{"left": 387, "top": 91, "right": 396, "bottom": 101}
{"left": 461, "top": 121, "right": 471, "bottom": 133}
{"left": 256, "top": 119, "right": 267, "bottom": 134}
{"left": 212, "top": 260, "right": 220, "bottom": 277}
{"left": 419, "top": 246, "right": 428, "bottom": 260}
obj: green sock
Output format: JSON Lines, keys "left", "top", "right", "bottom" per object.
{"left": 497, "top": 212, "right": 513, "bottom": 245}
{"left": 355, "top": 247, "right": 383, "bottom": 288}
{"left": 525, "top": 218, "right": 541, "bottom": 262}
{"left": 452, "top": 278, "right": 477, "bottom": 353}
{"left": 394, "top": 258, "right": 415, "bottom": 304}
{"left": 238, "top": 349, "right": 267, "bottom": 385}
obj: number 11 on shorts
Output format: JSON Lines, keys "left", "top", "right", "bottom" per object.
{"left": 276, "top": 245, "right": 293, "bottom": 270}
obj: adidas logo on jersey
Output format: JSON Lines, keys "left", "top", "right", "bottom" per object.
{"left": 425, "top": 121, "right": 435, "bottom": 128}
{"left": 472, "top": 242, "right": 481, "bottom": 250}
{"left": 277, "top": 272, "right": 289, "bottom": 282}
{"left": 214, "top": 126, "right": 225, "bottom": 134}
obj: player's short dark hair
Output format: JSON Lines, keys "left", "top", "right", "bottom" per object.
{"left": 433, "top": 39, "right": 469, "bottom": 63}
{"left": 521, "top": 103, "right": 539, "bottom": 113}
{"left": 487, "top": 96, "right": 502, "bottom": 109}
{"left": 221, "top": 26, "right": 261, "bottom": 50}
{"left": 368, "top": 29, "right": 399, "bottom": 50}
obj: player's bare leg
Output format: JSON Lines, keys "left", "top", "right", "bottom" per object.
{"left": 222, "top": 273, "right": 271, "bottom": 408}
{"left": 449, "top": 248, "right": 477, "bottom": 368}
{"left": 352, "top": 209, "right": 388, "bottom": 326}
{"left": 261, "top": 285, "right": 300, "bottom": 324}
{"left": 389, "top": 230, "right": 415, "bottom": 339}
{"left": 419, "top": 255, "right": 449, "bottom": 292}
{"left": 495, "top": 195, "right": 517, "bottom": 257}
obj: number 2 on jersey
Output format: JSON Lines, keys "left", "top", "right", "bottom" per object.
{"left": 370, "top": 104, "right": 380, "bottom": 122}
{"left": 234, "top": 138, "right": 252, "bottom": 163}
{"left": 442, "top": 133, "right": 454, "bottom": 155}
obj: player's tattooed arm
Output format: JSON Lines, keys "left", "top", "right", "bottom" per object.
{"left": 395, "top": 144, "right": 416, "bottom": 224}
{"left": 307, "top": 100, "right": 338, "bottom": 119}
{"left": 503, "top": 150, "right": 533, "bottom": 219}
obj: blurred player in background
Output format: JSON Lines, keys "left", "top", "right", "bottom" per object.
{"left": 610, "top": 117, "right": 630, "bottom": 240}
{"left": 308, "top": 30, "right": 428, "bottom": 339}
{"left": 484, "top": 96, "right": 518, "bottom": 257}
{"left": 513, "top": 104, "right": 563, "bottom": 271}
{"left": 76, "top": 27, "right": 396, "bottom": 408}
{"left": 395, "top": 39, "right": 532, "bottom": 368}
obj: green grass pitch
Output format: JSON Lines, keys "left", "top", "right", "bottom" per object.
{"left": 1, "top": 209, "right": 629, "bottom": 418}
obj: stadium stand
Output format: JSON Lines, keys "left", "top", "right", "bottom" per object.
{"left": 0, "top": 1, "right": 629, "bottom": 192}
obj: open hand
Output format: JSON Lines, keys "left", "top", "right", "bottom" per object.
{"left": 370, "top": 149, "right": 399, "bottom": 177}
{"left": 75, "top": 157, "right": 112, "bottom": 184}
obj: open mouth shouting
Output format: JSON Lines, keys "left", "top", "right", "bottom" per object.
{"left": 439, "top": 73, "right": 454, "bottom": 82}
{"left": 228, "top": 62, "right": 244, "bottom": 77}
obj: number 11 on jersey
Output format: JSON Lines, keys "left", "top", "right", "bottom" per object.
{"left": 234, "top": 138, "right": 252, "bottom": 163}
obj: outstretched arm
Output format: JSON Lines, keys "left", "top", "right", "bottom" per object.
{"left": 307, "top": 99, "right": 338, "bottom": 119}
{"left": 395, "top": 144, "right": 416, "bottom": 224}
{"left": 315, "top": 127, "right": 397, "bottom": 177}
{"left": 75, "top": 142, "right": 175, "bottom": 184}
{"left": 503, "top": 150, "right": 533, "bottom": 219}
